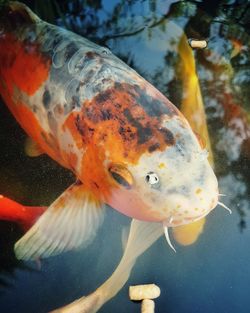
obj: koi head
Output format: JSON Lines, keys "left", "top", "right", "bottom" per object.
{"left": 105, "top": 113, "right": 218, "bottom": 227}
{"left": 71, "top": 70, "right": 219, "bottom": 228}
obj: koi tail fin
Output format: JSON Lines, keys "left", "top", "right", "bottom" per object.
{"left": 50, "top": 220, "right": 163, "bottom": 313}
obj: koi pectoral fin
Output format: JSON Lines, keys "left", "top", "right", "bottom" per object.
{"left": 14, "top": 182, "right": 105, "bottom": 260}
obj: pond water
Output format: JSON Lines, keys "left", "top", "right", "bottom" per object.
{"left": 0, "top": 0, "right": 250, "bottom": 312}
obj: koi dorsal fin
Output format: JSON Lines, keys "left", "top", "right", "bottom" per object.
{"left": 14, "top": 182, "right": 105, "bottom": 260}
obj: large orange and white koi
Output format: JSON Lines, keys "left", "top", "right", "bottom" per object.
{"left": 0, "top": 2, "right": 218, "bottom": 261}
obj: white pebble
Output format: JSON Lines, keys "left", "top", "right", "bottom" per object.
{"left": 141, "top": 299, "right": 155, "bottom": 313}
{"left": 129, "top": 284, "right": 160, "bottom": 301}
{"left": 188, "top": 39, "right": 207, "bottom": 49}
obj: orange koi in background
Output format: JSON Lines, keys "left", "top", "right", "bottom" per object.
{"left": 0, "top": 2, "right": 220, "bottom": 312}
{"left": 171, "top": 33, "right": 215, "bottom": 247}
{"left": 217, "top": 92, "right": 250, "bottom": 162}
{"left": 178, "top": 34, "right": 214, "bottom": 167}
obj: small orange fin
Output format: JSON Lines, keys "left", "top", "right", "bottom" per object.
{"left": 24, "top": 137, "right": 44, "bottom": 157}
{"left": 14, "top": 182, "right": 105, "bottom": 260}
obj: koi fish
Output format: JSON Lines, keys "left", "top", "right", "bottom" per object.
{"left": 0, "top": 195, "right": 45, "bottom": 231}
{"left": 0, "top": 2, "right": 218, "bottom": 262}
{"left": 178, "top": 34, "right": 214, "bottom": 167}
{"left": 171, "top": 32, "right": 215, "bottom": 246}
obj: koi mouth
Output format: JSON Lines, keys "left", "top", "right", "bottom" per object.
{"left": 163, "top": 210, "right": 208, "bottom": 228}
{"left": 162, "top": 211, "right": 210, "bottom": 253}
{"left": 184, "top": 212, "right": 208, "bottom": 223}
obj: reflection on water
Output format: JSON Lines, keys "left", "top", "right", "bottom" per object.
{"left": 0, "top": 0, "right": 250, "bottom": 312}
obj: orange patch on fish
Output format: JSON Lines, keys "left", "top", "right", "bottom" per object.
{"left": 63, "top": 111, "right": 124, "bottom": 197}
{"left": 68, "top": 152, "right": 78, "bottom": 170}
{"left": 12, "top": 102, "right": 62, "bottom": 165}
{"left": 74, "top": 83, "right": 177, "bottom": 165}
{"left": 63, "top": 113, "right": 85, "bottom": 150}
{"left": 80, "top": 143, "right": 110, "bottom": 198}
{"left": 0, "top": 33, "right": 50, "bottom": 96}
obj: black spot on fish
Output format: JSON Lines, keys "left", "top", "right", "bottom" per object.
{"left": 47, "top": 110, "right": 53, "bottom": 119}
{"left": 76, "top": 82, "right": 81, "bottom": 93}
{"left": 148, "top": 143, "right": 160, "bottom": 152}
{"left": 75, "top": 114, "right": 84, "bottom": 136}
{"left": 81, "top": 69, "right": 95, "bottom": 86}
{"left": 64, "top": 42, "right": 79, "bottom": 61}
{"left": 71, "top": 95, "right": 81, "bottom": 109}
{"left": 133, "top": 85, "right": 177, "bottom": 118}
{"left": 33, "top": 105, "right": 38, "bottom": 113}
{"left": 52, "top": 33, "right": 65, "bottom": 49}
{"left": 139, "top": 127, "right": 153, "bottom": 145}
{"left": 53, "top": 41, "right": 79, "bottom": 68}
{"left": 93, "top": 82, "right": 104, "bottom": 94}
{"left": 42, "top": 89, "right": 51, "bottom": 108}
{"left": 159, "top": 128, "right": 175, "bottom": 145}
{"left": 24, "top": 29, "right": 36, "bottom": 44}
{"left": 123, "top": 108, "right": 153, "bottom": 144}
{"left": 114, "top": 82, "right": 125, "bottom": 91}
{"left": 93, "top": 182, "right": 99, "bottom": 189}
{"left": 85, "top": 51, "right": 99, "bottom": 60}
{"left": 119, "top": 126, "right": 136, "bottom": 142}
{"left": 102, "top": 78, "right": 111, "bottom": 85}
{"left": 95, "top": 89, "right": 112, "bottom": 104}
{"left": 101, "top": 109, "right": 113, "bottom": 120}
{"left": 115, "top": 103, "right": 122, "bottom": 109}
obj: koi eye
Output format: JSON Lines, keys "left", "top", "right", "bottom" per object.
{"left": 145, "top": 172, "right": 160, "bottom": 186}
{"left": 109, "top": 164, "right": 134, "bottom": 189}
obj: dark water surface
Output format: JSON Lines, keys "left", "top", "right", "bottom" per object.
{"left": 0, "top": 0, "right": 250, "bottom": 312}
